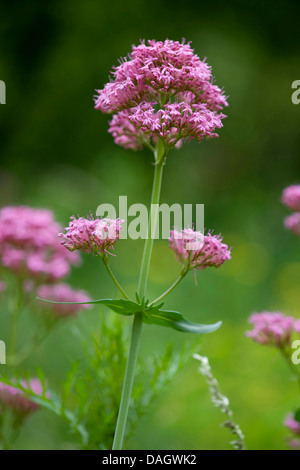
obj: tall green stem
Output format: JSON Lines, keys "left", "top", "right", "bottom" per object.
{"left": 112, "top": 144, "right": 165, "bottom": 450}
{"left": 138, "top": 161, "right": 164, "bottom": 299}
{"left": 111, "top": 312, "right": 143, "bottom": 450}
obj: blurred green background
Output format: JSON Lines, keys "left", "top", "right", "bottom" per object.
{"left": 1, "top": 0, "right": 300, "bottom": 450}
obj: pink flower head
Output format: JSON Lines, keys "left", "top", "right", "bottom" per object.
{"left": 95, "top": 39, "right": 227, "bottom": 150}
{"left": 295, "top": 320, "right": 300, "bottom": 334}
{"left": 284, "top": 414, "right": 300, "bottom": 436}
{"left": 109, "top": 101, "right": 225, "bottom": 150}
{"left": 0, "top": 379, "right": 48, "bottom": 415}
{"left": 0, "top": 206, "right": 79, "bottom": 282}
{"left": 37, "top": 283, "right": 92, "bottom": 316}
{"left": 169, "top": 228, "right": 231, "bottom": 270}
{"left": 281, "top": 185, "right": 300, "bottom": 212}
{"left": 59, "top": 216, "right": 124, "bottom": 256}
{"left": 284, "top": 212, "right": 300, "bottom": 237}
{"left": 246, "top": 312, "right": 296, "bottom": 347}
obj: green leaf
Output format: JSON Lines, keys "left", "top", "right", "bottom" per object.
{"left": 37, "top": 296, "right": 142, "bottom": 317}
{"left": 143, "top": 307, "right": 222, "bottom": 334}
{"left": 99, "top": 299, "right": 142, "bottom": 316}
{"left": 37, "top": 296, "right": 221, "bottom": 333}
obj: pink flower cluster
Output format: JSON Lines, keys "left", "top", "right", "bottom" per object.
{"left": 110, "top": 101, "right": 224, "bottom": 150}
{"left": 59, "top": 216, "right": 124, "bottom": 256}
{"left": 282, "top": 185, "right": 300, "bottom": 237}
{"left": 284, "top": 212, "right": 300, "bottom": 237}
{"left": 95, "top": 39, "right": 227, "bottom": 150}
{"left": 282, "top": 185, "right": 300, "bottom": 212}
{"left": 169, "top": 228, "right": 231, "bottom": 270}
{"left": 0, "top": 379, "right": 46, "bottom": 415}
{"left": 246, "top": 312, "right": 300, "bottom": 347}
{"left": 0, "top": 206, "right": 79, "bottom": 282}
{"left": 37, "top": 283, "right": 91, "bottom": 316}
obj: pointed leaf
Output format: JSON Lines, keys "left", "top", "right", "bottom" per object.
{"left": 37, "top": 297, "right": 142, "bottom": 317}
{"left": 143, "top": 307, "right": 222, "bottom": 334}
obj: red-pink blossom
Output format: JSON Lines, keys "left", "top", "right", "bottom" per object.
{"left": 282, "top": 185, "right": 300, "bottom": 212}
{"left": 59, "top": 216, "right": 124, "bottom": 256}
{"left": 169, "top": 228, "right": 231, "bottom": 270}
{"left": 246, "top": 312, "right": 297, "bottom": 347}
{"left": 0, "top": 206, "right": 79, "bottom": 282}
{"left": 109, "top": 101, "right": 225, "bottom": 150}
{"left": 95, "top": 39, "right": 227, "bottom": 150}
{"left": 37, "top": 283, "right": 92, "bottom": 316}
{"left": 0, "top": 379, "right": 47, "bottom": 415}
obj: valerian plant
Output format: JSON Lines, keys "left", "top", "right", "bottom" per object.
{"left": 0, "top": 39, "right": 232, "bottom": 450}
{"left": 50, "top": 39, "right": 231, "bottom": 450}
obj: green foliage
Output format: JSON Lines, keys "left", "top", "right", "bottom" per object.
{"left": 38, "top": 296, "right": 222, "bottom": 335}
{"left": 0, "top": 312, "right": 198, "bottom": 449}
{"left": 143, "top": 306, "right": 222, "bottom": 334}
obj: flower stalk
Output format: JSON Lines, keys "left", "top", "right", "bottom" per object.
{"left": 112, "top": 143, "right": 165, "bottom": 450}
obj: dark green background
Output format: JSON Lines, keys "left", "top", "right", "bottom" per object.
{"left": 0, "top": 0, "right": 300, "bottom": 449}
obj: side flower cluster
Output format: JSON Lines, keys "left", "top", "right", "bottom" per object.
{"left": 95, "top": 39, "right": 228, "bottom": 151}
{"left": 169, "top": 228, "right": 231, "bottom": 270}
{"left": 59, "top": 216, "right": 124, "bottom": 256}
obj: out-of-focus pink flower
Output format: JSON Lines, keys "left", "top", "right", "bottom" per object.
{"left": 169, "top": 228, "right": 231, "bottom": 270}
{"left": 37, "top": 283, "right": 92, "bottom": 316}
{"left": 59, "top": 216, "right": 124, "bottom": 256}
{"left": 246, "top": 312, "right": 297, "bottom": 347}
{"left": 0, "top": 379, "right": 48, "bottom": 415}
{"left": 295, "top": 320, "right": 300, "bottom": 334}
{"left": 287, "top": 438, "right": 300, "bottom": 449}
{"left": 0, "top": 206, "right": 79, "bottom": 282}
{"left": 95, "top": 39, "right": 227, "bottom": 150}
{"left": 284, "top": 212, "right": 300, "bottom": 236}
{"left": 284, "top": 414, "right": 300, "bottom": 436}
{"left": 282, "top": 185, "right": 300, "bottom": 212}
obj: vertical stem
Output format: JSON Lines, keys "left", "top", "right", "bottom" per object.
{"left": 112, "top": 312, "right": 143, "bottom": 450}
{"left": 138, "top": 160, "right": 164, "bottom": 299}
{"left": 112, "top": 144, "right": 165, "bottom": 450}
